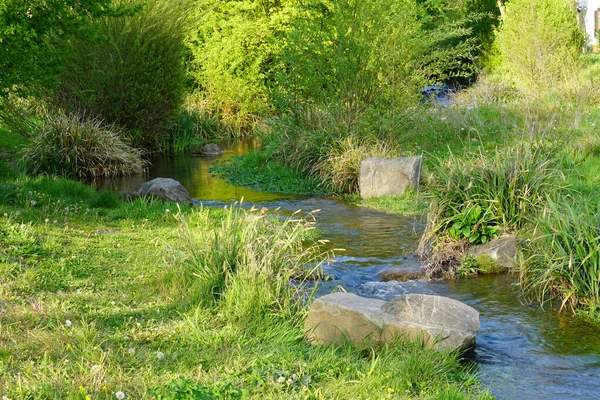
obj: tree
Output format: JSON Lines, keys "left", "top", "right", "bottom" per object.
{"left": 0, "top": 0, "right": 127, "bottom": 95}
{"left": 495, "top": 0, "right": 583, "bottom": 95}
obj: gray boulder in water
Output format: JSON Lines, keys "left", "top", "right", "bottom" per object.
{"left": 131, "top": 177, "right": 193, "bottom": 204}
{"left": 359, "top": 156, "right": 422, "bottom": 199}
{"left": 305, "top": 292, "right": 479, "bottom": 352}
{"left": 197, "top": 143, "right": 224, "bottom": 157}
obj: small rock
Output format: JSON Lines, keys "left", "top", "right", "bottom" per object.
{"left": 193, "top": 143, "right": 223, "bottom": 157}
{"left": 379, "top": 268, "right": 423, "bottom": 282}
{"left": 131, "top": 177, "right": 193, "bottom": 205}
{"left": 469, "top": 235, "right": 517, "bottom": 271}
{"left": 359, "top": 156, "right": 422, "bottom": 199}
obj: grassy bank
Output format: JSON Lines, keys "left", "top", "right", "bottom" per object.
{"left": 0, "top": 175, "right": 489, "bottom": 399}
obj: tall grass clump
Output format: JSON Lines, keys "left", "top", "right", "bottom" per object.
{"left": 522, "top": 197, "right": 600, "bottom": 313}
{"left": 168, "top": 204, "right": 328, "bottom": 324}
{"left": 315, "top": 136, "right": 398, "bottom": 193}
{"left": 56, "top": 0, "right": 190, "bottom": 151}
{"left": 423, "top": 144, "right": 562, "bottom": 248}
{"left": 20, "top": 111, "right": 145, "bottom": 179}
{"left": 164, "top": 108, "right": 205, "bottom": 154}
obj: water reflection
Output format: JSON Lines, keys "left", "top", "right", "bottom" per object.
{"left": 93, "top": 138, "right": 298, "bottom": 203}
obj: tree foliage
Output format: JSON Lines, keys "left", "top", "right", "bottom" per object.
{"left": 495, "top": 0, "right": 583, "bottom": 95}
{"left": 0, "top": 0, "right": 128, "bottom": 95}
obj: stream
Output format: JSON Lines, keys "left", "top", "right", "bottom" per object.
{"left": 95, "top": 140, "right": 600, "bottom": 399}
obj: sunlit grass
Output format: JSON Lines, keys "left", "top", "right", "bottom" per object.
{"left": 0, "top": 175, "right": 489, "bottom": 399}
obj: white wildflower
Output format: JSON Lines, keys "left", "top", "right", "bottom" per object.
{"left": 277, "top": 376, "right": 285, "bottom": 383}
{"left": 65, "top": 319, "right": 72, "bottom": 327}
{"left": 115, "top": 391, "right": 126, "bottom": 399}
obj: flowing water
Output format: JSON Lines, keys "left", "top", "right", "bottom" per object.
{"left": 95, "top": 140, "right": 600, "bottom": 399}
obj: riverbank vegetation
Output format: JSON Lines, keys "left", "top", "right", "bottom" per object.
{"left": 0, "top": 175, "right": 490, "bottom": 398}
{"left": 2, "top": 0, "right": 600, "bottom": 395}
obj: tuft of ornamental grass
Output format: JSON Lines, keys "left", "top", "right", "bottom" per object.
{"left": 522, "top": 196, "right": 600, "bottom": 313}
{"left": 21, "top": 111, "right": 145, "bottom": 179}
{"left": 166, "top": 203, "right": 328, "bottom": 325}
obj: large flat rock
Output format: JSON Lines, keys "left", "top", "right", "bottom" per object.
{"left": 359, "top": 156, "right": 422, "bottom": 199}
{"left": 305, "top": 292, "right": 479, "bottom": 352}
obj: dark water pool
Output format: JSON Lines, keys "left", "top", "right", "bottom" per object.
{"left": 94, "top": 140, "right": 600, "bottom": 399}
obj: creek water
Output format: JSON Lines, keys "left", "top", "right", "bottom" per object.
{"left": 95, "top": 140, "right": 600, "bottom": 399}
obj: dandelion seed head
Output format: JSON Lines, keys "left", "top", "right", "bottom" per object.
{"left": 127, "top": 347, "right": 135, "bottom": 355}
{"left": 277, "top": 376, "right": 285, "bottom": 383}
{"left": 65, "top": 319, "right": 72, "bottom": 327}
{"left": 156, "top": 351, "right": 165, "bottom": 360}
{"left": 115, "top": 391, "right": 126, "bottom": 400}
{"left": 91, "top": 365, "right": 102, "bottom": 374}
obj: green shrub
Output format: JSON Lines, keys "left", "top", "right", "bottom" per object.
{"left": 522, "top": 197, "right": 600, "bottom": 312}
{"left": 57, "top": 0, "right": 190, "bottom": 151}
{"left": 495, "top": 0, "right": 583, "bottom": 96}
{"left": 21, "top": 111, "right": 145, "bottom": 178}
{"left": 187, "top": 0, "right": 295, "bottom": 133}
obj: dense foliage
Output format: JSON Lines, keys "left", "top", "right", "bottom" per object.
{"left": 495, "top": 0, "right": 583, "bottom": 95}
{"left": 0, "top": 0, "right": 128, "bottom": 95}
{"left": 56, "top": 0, "right": 190, "bottom": 151}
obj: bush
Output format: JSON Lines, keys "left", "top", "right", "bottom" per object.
{"left": 186, "top": 0, "right": 295, "bottom": 133}
{"left": 495, "top": 0, "right": 583, "bottom": 96}
{"left": 57, "top": 0, "right": 190, "bottom": 151}
{"left": 21, "top": 111, "right": 145, "bottom": 179}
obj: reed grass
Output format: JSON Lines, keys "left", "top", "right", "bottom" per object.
{"left": 522, "top": 197, "right": 600, "bottom": 312}
{"left": 20, "top": 111, "right": 145, "bottom": 179}
{"left": 426, "top": 143, "right": 563, "bottom": 243}
{"left": 166, "top": 204, "right": 328, "bottom": 324}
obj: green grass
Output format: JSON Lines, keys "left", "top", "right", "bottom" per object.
{"left": 210, "top": 150, "right": 331, "bottom": 195}
{"left": 0, "top": 127, "right": 28, "bottom": 153}
{"left": 345, "top": 190, "right": 430, "bottom": 216}
{"left": 0, "top": 175, "right": 489, "bottom": 399}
